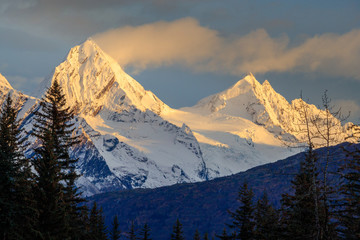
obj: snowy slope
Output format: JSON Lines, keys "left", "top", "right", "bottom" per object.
{"left": 35, "top": 39, "right": 207, "bottom": 195}
{"left": 0, "top": 73, "right": 39, "bottom": 125}
{"left": 38, "top": 39, "right": 169, "bottom": 116}
{"left": 0, "top": 73, "right": 13, "bottom": 90}
{"left": 0, "top": 39, "right": 355, "bottom": 196}
{"left": 162, "top": 73, "right": 354, "bottom": 178}
{"left": 162, "top": 103, "right": 295, "bottom": 178}
{"left": 184, "top": 73, "right": 352, "bottom": 142}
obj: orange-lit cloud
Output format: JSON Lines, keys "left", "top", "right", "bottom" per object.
{"left": 93, "top": 17, "right": 360, "bottom": 79}
{"left": 93, "top": 18, "right": 220, "bottom": 72}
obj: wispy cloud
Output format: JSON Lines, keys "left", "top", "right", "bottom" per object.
{"left": 93, "top": 17, "right": 360, "bottom": 79}
{"left": 333, "top": 99, "right": 360, "bottom": 122}
{"left": 6, "top": 75, "right": 44, "bottom": 94}
{"left": 93, "top": 18, "right": 220, "bottom": 71}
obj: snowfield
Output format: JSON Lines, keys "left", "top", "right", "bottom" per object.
{"left": 0, "top": 39, "right": 354, "bottom": 196}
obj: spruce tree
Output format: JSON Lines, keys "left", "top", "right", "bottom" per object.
{"left": 139, "top": 223, "right": 151, "bottom": 240}
{"left": 89, "top": 202, "right": 108, "bottom": 240}
{"left": 337, "top": 145, "right": 360, "bottom": 239}
{"left": 227, "top": 182, "right": 255, "bottom": 240}
{"left": 110, "top": 215, "right": 121, "bottom": 240}
{"left": 253, "top": 192, "right": 279, "bottom": 240}
{"left": 127, "top": 221, "right": 137, "bottom": 240}
{"left": 171, "top": 219, "right": 185, "bottom": 240}
{"left": 280, "top": 147, "right": 323, "bottom": 239}
{"left": 216, "top": 228, "right": 235, "bottom": 240}
{"left": 63, "top": 169, "right": 87, "bottom": 239}
{"left": 31, "top": 80, "right": 83, "bottom": 239}
{"left": 203, "top": 232, "right": 209, "bottom": 240}
{"left": 79, "top": 205, "right": 90, "bottom": 239}
{"left": 194, "top": 229, "right": 201, "bottom": 240}
{"left": 0, "top": 94, "right": 37, "bottom": 240}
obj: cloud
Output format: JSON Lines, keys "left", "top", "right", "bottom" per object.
{"left": 6, "top": 75, "right": 44, "bottom": 94}
{"left": 0, "top": 0, "right": 37, "bottom": 13}
{"left": 332, "top": 99, "right": 360, "bottom": 121}
{"left": 92, "top": 17, "right": 360, "bottom": 79}
{"left": 93, "top": 18, "right": 220, "bottom": 71}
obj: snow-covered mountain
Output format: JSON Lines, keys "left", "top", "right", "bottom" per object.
{"left": 0, "top": 73, "right": 39, "bottom": 127}
{"left": 37, "top": 39, "right": 169, "bottom": 116}
{"left": 163, "top": 73, "right": 356, "bottom": 177}
{"left": 29, "top": 39, "right": 207, "bottom": 195}
{"left": 0, "top": 39, "right": 355, "bottom": 196}
{"left": 177, "top": 73, "right": 353, "bottom": 144}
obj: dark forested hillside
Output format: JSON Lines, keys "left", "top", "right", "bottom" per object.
{"left": 89, "top": 143, "right": 353, "bottom": 239}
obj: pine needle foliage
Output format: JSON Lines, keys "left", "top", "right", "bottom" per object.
{"left": 171, "top": 219, "right": 185, "bottom": 240}
{"left": 227, "top": 182, "right": 255, "bottom": 240}
{"left": 280, "top": 147, "right": 323, "bottom": 239}
{"left": 110, "top": 215, "right": 121, "bottom": 240}
{"left": 31, "top": 80, "right": 84, "bottom": 239}
{"left": 0, "top": 94, "right": 37, "bottom": 240}
{"left": 337, "top": 145, "right": 360, "bottom": 239}
{"left": 89, "top": 202, "right": 108, "bottom": 240}
{"left": 140, "top": 223, "right": 151, "bottom": 240}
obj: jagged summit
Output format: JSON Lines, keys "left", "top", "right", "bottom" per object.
{"left": 0, "top": 41, "right": 354, "bottom": 196}
{"left": 183, "top": 73, "right": 351, "bottom": 145}
{"left": 189, "top": 73, "right": 283, "bottom": 118}
{"left": 0, "top": 73, "right": 13, "bottom": 90}
{"left": 189, "top": 72, "right": 290, "bottom": 121}
{"left": 227, "top": 73, "right": 274, "bottom": 98}
{"left": 40, "top": 39, "right": 169, "bottom": 116}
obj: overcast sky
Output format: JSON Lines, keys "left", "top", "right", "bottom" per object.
{"left": 1, "top": 0, "right": 360, "bottom": 122}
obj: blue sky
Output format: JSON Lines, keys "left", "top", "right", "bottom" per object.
{"left": 1, "top": 0, "right": 360, "bottom": 122}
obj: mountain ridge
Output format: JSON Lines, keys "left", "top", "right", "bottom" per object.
{"left": 0, "top": 39, "right": 355, "bottom": 196}
{"left": 0, "top": 73, "right": 13, "bottom": 90}
{"left": 89, "top": 142, "right": 355, "bottom": 240}
{"left": 37, "top": 38, "right": 170, "bottom": 116}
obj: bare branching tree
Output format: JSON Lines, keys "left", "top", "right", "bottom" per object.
{"left": 287, "top": 90, "right": 353, "bottom": 239}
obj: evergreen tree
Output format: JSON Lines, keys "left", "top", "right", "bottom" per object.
{"left": 253, "top": 192, "right": 279, "bottom": 240}
{"left": 194, "top": 229, "right": 201, "bottom": 240}
{"left": 228, "top": 182, "right": 255, "bottom": 240}
{"left": 203, "top": 232, "right": 209, "bottom": 240}
{"left": 280, "top": 147, "right": 323, "bottom": 239}
{"left": 337, "top": 145, "right": 360, "bottom": 239}
{"left": 63, "top": 170, "right": 87, "bottom": 239}
{"left": 0, "top": 94, "right": 37, "bottom": 240}
{"left": 89, "top": 202, "right": 108, "bottom": 240}
{"left": 127, "top": 221, "right": 137, "bottom": 240}
{"left": 139, "top": 223, "right": 151, "bottom": 240}
{"left": 171, "top": 219, "right": 185, "bottom": 240}
{"left": 32, "top": 128, "right": 67, "bottom": 239}
{"left": 31, "top": 80, "right": 84, "bottom": 239}
{"left": 216, "top": 228, "right": 235, "bottom": 240}
{"left": 110, "top": 215, "right": 121, "bottom": 240}
{"left": 79, "top": 205, "right": 90, "bottom": 239}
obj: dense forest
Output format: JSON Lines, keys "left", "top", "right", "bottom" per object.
{"left": 0, "top": 81, "right": 359, "bottom": 239}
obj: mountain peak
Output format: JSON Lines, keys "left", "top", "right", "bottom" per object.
{"left": 0, "top": 73, "right": 13, "bottom": 89}
{"left": 79, "top": 38, "right": 104, "bottom": 57}
{"left": 262, "top": 79, "right": 270, "bottom": 86}
{"left": 42, "top": 39, "right": 169, "bottom": 116}
{"left": 226, "top": 73, "right": 262, "bottom": 96}
{"left": 190, "top": 74, "right": 265, "bottom": 115}
{"left": 83, "top": 37, "right": 96, "bottom": 45}
{"left": 65, "top": 38, "right": 114, "bottom": 68}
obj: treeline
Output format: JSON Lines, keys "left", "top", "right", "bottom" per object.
{"left": 215, "top": 144, "right": 360, "bottom": 240}
{"left": 213, "top": 95, "right": 360, "bottom": 239}
{"left": 0, "top": 80, "right": 108, "bottom": 240}
{"left": 1, "top": 81, "right": 359, "bottom": 240}
{"left": 106, "top": 144, "right": 360, "bottom": 240}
